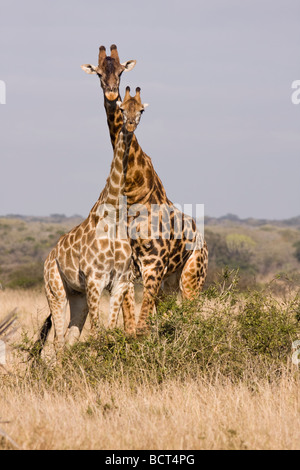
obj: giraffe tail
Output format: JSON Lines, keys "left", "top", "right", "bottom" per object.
{"left": 29, "top": 314, "right": 52, "bottom": 359}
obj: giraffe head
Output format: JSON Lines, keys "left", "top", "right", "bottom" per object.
{"left": 81, "top": 45, "right": 136, "bottom": 101}
{"left": 117, "top": 87, "right": 149, "bottom": 133}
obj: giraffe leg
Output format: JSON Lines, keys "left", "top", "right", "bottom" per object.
{"left": 45, "top": 288, "right": 68, "bottom": 354}
{"left": 86, "top": 275, "right": 107, "bottom": 336}
{"left": 65, "top": 292, "right": 88, "bottom": 346}
{"left": 107, "top": 280, "right": 128, "bottom": 330}
{"left": 108, "top": 279, "right": 136, "bottom": 335}
{"left": 180, "top": 246, "right": 208, "bottom": 299}
{"left": 121, "top": 282, "right": 136, "bottom": 336}
{"left": 136, "top": 267, "right": 164, "bottom": 336}
{"left": 44, "top": 259, "right": 68, "bottom": 354}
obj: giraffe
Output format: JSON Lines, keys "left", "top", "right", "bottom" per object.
{"left": 34, "top": 46, "right": 137, "bottom": 355}
{"left": 81, "top": 44, "right": 141, "bottom": 334}
{"left": 114, "top": 87, "right": 208, "bottom": 334}
{"left": 81, "top": 46, "right": 207, "bottom": 335}
{"left": 82, "top": 47, "right": 208, "bottom": 335}
{"left": 81, "top": 44, "right": 136, "bottom": 150}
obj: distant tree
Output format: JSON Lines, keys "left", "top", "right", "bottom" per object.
{"left": 220, "top": 213, "right": 240, "bottom": 222}
{"left": 294, "top": 241, "right": 300, "bottom": 263}
{"left": 226, "top": 234, "right": 256, "bottom": 257}
{"left": 205, "top": 230, "right": 257, "bottom": 274}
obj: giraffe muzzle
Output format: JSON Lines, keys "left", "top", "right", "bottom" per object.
{"left": 105, "top": 88, "right": 119, "bottom": 101}
{"left": 126, "top": 121, "right": 137, "bottom": 132}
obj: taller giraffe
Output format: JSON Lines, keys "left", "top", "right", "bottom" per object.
{"left": 82, "top": 44, "right": 209, "bottom": 334}
{"left": 81, "top": 44, "right": 140, "bottom": 330}
{"left": 34, "top": 46, "right": 137, "bottom": 354}
{"left": 81, "top": 45, "right": 136, "bottom": 150}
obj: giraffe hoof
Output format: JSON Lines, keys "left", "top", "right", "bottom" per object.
{"left": 125, "top": 328, "right": 136, "bottom": 338}
{"left": 106, "top": 333, "right": 115, "bottom": 343}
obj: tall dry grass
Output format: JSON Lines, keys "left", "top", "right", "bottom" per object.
{"left": 1, "top": 374, "right": 300, "bottom": 450}
{"left": 1, "top": 281, "right": 300, "bottom": 450}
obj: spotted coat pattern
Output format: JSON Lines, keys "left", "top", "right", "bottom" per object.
{"left": 39, "top": 46, "right": 137, "bottom": 352}
{"left": 110, "top": 88, "right": 209, "bottom": 334}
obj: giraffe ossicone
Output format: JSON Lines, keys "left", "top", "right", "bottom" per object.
{"left": 81, "top": 44, "right": 136, "bottom": 101}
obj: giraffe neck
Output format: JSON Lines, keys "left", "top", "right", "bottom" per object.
{"left": 97, "top": 88, "right": 168, "bottom": 212}
{"left": 88, "top": 93, "right": 125, "bottom": 212}
{"left": 88, "top": 128, "right": 133, "bottom": 227}
{"left": 124, "top": 134, "right": 168, "bottom": 206}
{"left": 104, "top": 129, "right": 134, "bottom": 206}
{"left": 89, "top": 126, "right": 167, "bottom": 228}
{"left": 104, "top": 96, "right": 123, "bottom": 150}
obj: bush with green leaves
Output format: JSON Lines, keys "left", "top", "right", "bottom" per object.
{"left": 294, "top": 241, "right": 300, "bottom": 263}
{"left": 7, "top": 263, "right": 43, "bottom": 289}
{"left": 19, "top": 271, "right": 300, "bottom": 390}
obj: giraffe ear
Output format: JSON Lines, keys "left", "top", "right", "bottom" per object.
{"left": 121, "top": 60, "right": 137, "bottom": 72}
{"left": 81, "top": 64, "right": 98, "bottom": 75}
{"left": 143, "top": 103, "right": 149, "bottom": 109}
{"left": 116, "top": 101, "right": 123, "bottom": 109}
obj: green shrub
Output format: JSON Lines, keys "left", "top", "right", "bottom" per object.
{"left": 239, "top": 292, "right": 299, "bottom": 359}
{"left": 21, "top": 273, "right": 300, "bottom": 390}
{"left": 7, "top": 263, "right": 43, "bottom": 289}
{"left": 294, "top": 241, "right": 300, "bottom": 263}
{"left": 205, "top": 230, "right": 258, "bottom": 290}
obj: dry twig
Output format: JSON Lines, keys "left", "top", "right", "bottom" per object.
{"left": 0, "top": 309, "right": 18, "bottom": 341}
{"left": 0, "top": 310, "right": 21, "bottom": 449}
{"left": 0, "top": 426, "right": 21, "bottom": 450}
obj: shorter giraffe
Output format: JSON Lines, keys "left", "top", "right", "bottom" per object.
{"left": 41, "top": 201, "right": 134, "bottom": 353}
{"left": 33, "top": 45, "right": 138, "bottom": 355}
{"left": 35, "top": 98, "right": 149, "bottom": 355}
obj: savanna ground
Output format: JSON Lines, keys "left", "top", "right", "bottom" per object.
{"left": 1, "top": 215, "right": 300, "bottom": 450}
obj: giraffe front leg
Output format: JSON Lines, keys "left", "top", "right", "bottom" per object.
{"left": 46, "top": 292, "right": 68, "bottom": 356}
{"left": 44, "top": 259, "right": 68, "bottom": 356}
{"left": 86, "top": 275, "right": 107, "bottom": 337}
{"left": 121, "top": 282, "right": 136, "bottom": 336}
{"left": 136, "top": 268, "right": 164, "bottom": 336}
{"left": 107, "top": 279, "right": 130, "bottom": 330}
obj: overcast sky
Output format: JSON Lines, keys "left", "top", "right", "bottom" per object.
{"left": 0, "top": 0, "right": 299, "bottom": 219}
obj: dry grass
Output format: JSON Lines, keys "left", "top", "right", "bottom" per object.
{"left": 0, "top": 288, "right": 48, "bottom": 333}
{"left": 0, "top": 287, "right": 126, "bottom": 345}
{"left": 1, "top": 375, "right": 300, "bottom": 450}
{"left": 1, "top": 288, "right": 300, "bottom": 450}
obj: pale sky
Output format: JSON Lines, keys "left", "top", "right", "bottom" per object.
{"left": 0, "top": 0, "right": 299, "bottom": 219}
